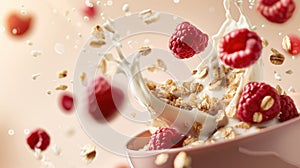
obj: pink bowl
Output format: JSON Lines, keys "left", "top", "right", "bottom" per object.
{"left": 126, "top": 93, "right": 300, "bottom": 168}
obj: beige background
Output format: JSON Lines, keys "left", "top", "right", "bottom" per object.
{"left": 1, "top": 0, "right": 300, "bottom": 167}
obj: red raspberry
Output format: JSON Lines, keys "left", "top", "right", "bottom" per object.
{"left": 256, "top": 0, "right": 295, "bottom": 23}
{"left": 282, "top": 35, "right": 300, "bottom": 56}
{"left": 87, "top": 76, "right": 123, "bottom": 122}
{"left": 6, "top": 11, "right": 33, "bottom": 37}
{"left": 59, "top": 92, "right": 74, "bottom": 113}
{"left": 278, "top": 95, "right": 299, "bottom": 122}
{"left": 169, "top": 21, "right": 209, "bottom": 59}
{"left": 237, "top": 82, "right": 281, "bottom": 123}
{"left": 26, "top": 128, "right": 50, "bottom": 151}
{"left": 82, "top": 2, "right": 97, "bottom": 19}
{"left": 219, "top": 28, "right": 262, "bottom": 69}
{"left": 148, "top": 128, "right": 186, "bottom": 150}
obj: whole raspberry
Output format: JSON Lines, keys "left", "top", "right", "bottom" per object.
{"left": 278, "top": 95, "right": 299, "bottom": 122}
{"left": 237, "top": 82, "right": 281, "bottom": 123}
{"left": 148, "top": 128, "right": 186, "bottom": 150}
{"left": 169, "top": 21, "right": 209, "bottom": 59}
{"left": 59, "top": 92, "right": 74, "bottom": 113}
{"left": 26, "top": 128, "right": 50, "bottom": 151}
{"left": 219, "top": 28, "right": 262, "bottom": 69}
{"left": 87, "top": 76, "right": 124, "bottom": 122}
{"left": 256, "top": 0, "right": 295, "bottom": 23}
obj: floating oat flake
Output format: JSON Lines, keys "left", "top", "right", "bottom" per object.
{"left": 288, "top": 86, "right": 296, "bottom": 93}
{"left": 26, "top": 40, "right": 33, "bottom": 46}
{"left": 81, "top": 144, "right": 97, "bottom": 164}
{"left": 139, "top": 9, "right": 160, "bottom": 24}
{"left": 32, "top": 73, "right": 41, "bottom": 80}
{"left": 91, "top": 25, "right": 105, "bottom": 39}
{"left": 55, "top": 84, "right": 68, "bottom": 91}
{"left": 46, "top": 90, "right": 52, "bottom": 95}
{"left": 274, "top": 71, "right": 282, "bottom": 81}
{"left": 122, "top": 4, "right": 130, "bottom": 13}
{"left": 51, "top": 144, "right": 62, "bottom": 156}
{"left": 58, "top": 70, "right": 68, "bottom": 78}
{"left": 89, "top": 40, "right": 106, "bottom": 48}
{"left": 31, "top": 50, "right": 43, "bottom": 57}
{"left": 285, "top": 70, "right": 293, "bottom": 74}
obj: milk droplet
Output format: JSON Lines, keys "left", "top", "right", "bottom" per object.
{"left": 20, "top": 9, "right": 28, "bottom": 15}
{"left": 54, "top": 43, "right": 65, "bottom": 55}
{"left": 26, "top": 40, "right": 33, "bottom": 46}
{"left": 83, "top": 16, "right": 90, "bottom": 21}
{"left": 8, "top": 129, "right": 15, "bottom": 135}
{"left": 173, "top": 0, "right": 180, "bottom": 3}
{"left": 24, "top": 128, "right": 30, "bottom": 135}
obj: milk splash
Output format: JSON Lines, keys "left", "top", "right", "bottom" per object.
{"left": 99, "top": 0, "right": 265, "bottom": 140}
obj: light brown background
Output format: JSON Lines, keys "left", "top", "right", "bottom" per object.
{"left": 1, "top": 0, "right": 300, "bottom": 167}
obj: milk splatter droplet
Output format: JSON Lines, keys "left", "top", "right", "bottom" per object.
{"left": 8, "top": 129, "right": 15, "bottom": 135}
{"left": 54, "top": 43, "right": 65, "bottom": 55}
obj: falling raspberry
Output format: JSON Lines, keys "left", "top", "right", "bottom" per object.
{"left": 148, "top": 128, "right": 186, "bottom": 150}
{"left": 219, "top": 28, "right": 262, "bottom": 69}
{"left": 26, "top": 128, "right": 50, "bottom": 151}
{"left": 87, "top": 76, "right": 124, "bottom": 122}
{"left": 237, "top": 82, "right": 281, "bottom": 123}
{"left": 59, "top": 92, "right": 74, "bottom": 113}
{"left": 282, "top": 35, "right": 300, "bottom": 56}
{"left": 256, "top": 0, "right": 295, "bottom": 23}
{"left": 278, "top": 95, "right": 299, "bottom": 122}
{"left": 5, "top": 11, "right": 33, "bottom": 37}
{"left": 82, "top": 2, "right": 97, "bottom": 19}
{"left": 169, "top": 21, "right": 209, "bottom": 59}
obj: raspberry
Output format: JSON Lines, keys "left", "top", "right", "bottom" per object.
{"left": 237, "top": 82, "right": 281, "bottom": 123}
{"left": 26, "top": 128, "right": 50, "bottom": 151}
{"left": 82, "top": 2, "right": 97, "bottom": 19}
{"left": 256, "top": 0, "right": 295, "bottom": 23}
{"left": 169, "top": 21, "right": 209, "bottom": 59}
{"left": 87, "top": 76, "right": 124, "bottom": 122}
{"left": 282, "top": 35, "right": 300, "bottom": 56}
{"left": 59, "top": 92, "right": 74, "bottom": 112}
{"left": 6, "top": 11, "right": 33, "bottom": 37}
{"left": 219, "top": 28, "right": 262, "bottom": 69}
{"left": 148, "top": 128, "right": 186, "bottom": 150}
{"left": 278, "top": 95, "right": 299, "bottom": 122}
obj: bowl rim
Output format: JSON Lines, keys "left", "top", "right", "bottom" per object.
{"left": 126, "top": 116, "right": 300, "bottom": 155}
